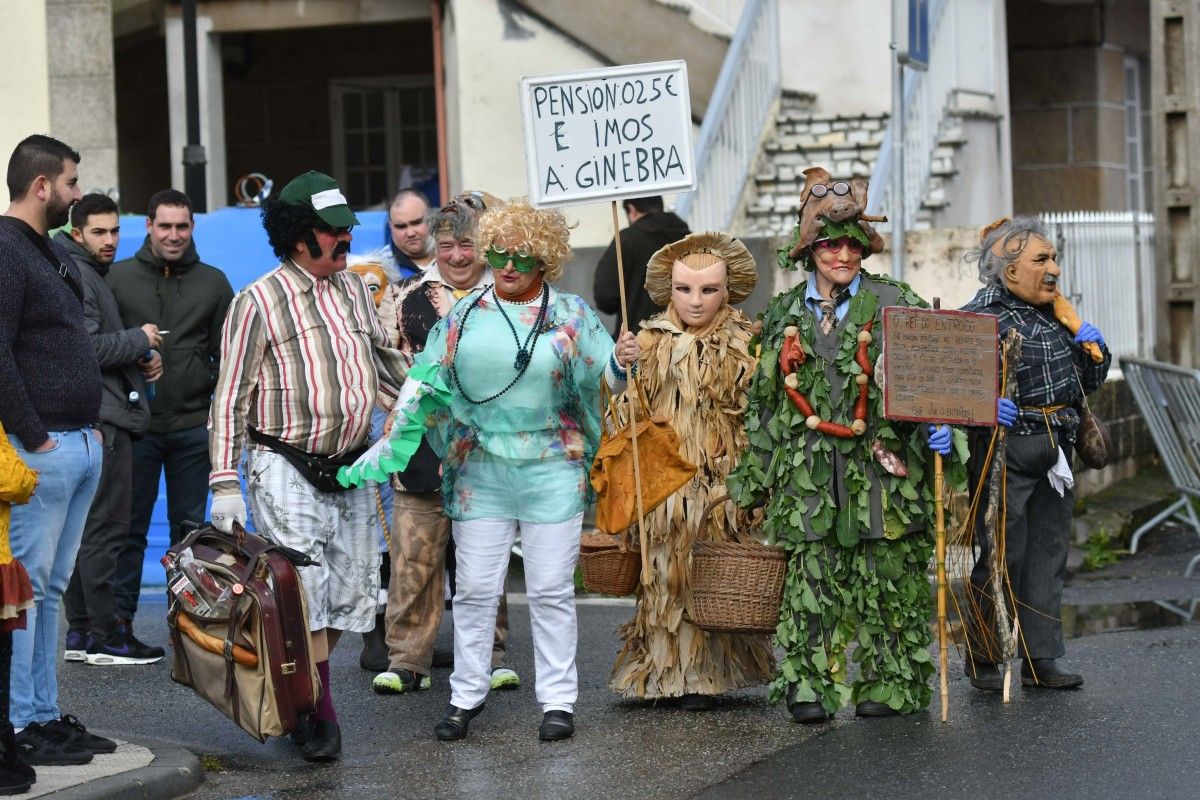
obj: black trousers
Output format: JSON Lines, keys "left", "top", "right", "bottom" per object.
{"left": 968, "top": 431, "right": 1074, "bottom": 662}
{"left": 113, "top": 425, "right": 211, "bottom": 622}
{"left": 64, "top": 426, "right": 132, "bottom": 641}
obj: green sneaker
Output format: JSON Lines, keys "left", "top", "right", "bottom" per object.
{"left": 490, "top": 667, "right": 520, "bottom": 691}
{"left": 373, "top": 669, "right": 431, "bottom": 695}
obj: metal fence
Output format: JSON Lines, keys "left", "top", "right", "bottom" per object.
{"left": 1042, "top": 211, "right": 1156, "bottom": 364}
{"left": 1121, "top": 358, "right": 1200, "bottom": 575}
{"left": 674, "top": 0, "right": 780, "bottom": 231}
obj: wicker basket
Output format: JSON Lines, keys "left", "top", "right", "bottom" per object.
{"left": 687, "top": 495, "right": 787, "bottom": 634}
{"left": 579, "top": 530, "right": 640, "bottom": 596}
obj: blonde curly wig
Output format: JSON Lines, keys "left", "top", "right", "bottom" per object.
{"left": 476, "top": 197, "right": 573, "bottom": 282}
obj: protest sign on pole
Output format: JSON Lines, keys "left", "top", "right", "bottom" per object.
{"left": 519, "top": 60, "right": 696, "bottom": 208}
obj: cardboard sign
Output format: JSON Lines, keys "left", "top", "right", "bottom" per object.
{"left": 882, "top": 307, "right": 999, "bottom": 425}
{"left": 520, "top": 61, "right": 695, "bottom": 207}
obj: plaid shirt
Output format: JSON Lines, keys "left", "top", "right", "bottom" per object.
{"left": 962, "top": 284, "right": 1111, "bottom": 437}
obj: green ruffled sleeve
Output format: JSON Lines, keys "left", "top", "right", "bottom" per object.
{"left": 337, "top": 362, "right": 452, "bottom": 487}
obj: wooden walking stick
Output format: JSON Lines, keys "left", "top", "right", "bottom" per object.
{"left": 610, "top": 200, "right": 650, "bottom": 585}
{"left": 932, "top": 298, "right": 950, "bottom": 723}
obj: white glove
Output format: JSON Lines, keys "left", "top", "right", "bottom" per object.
{"left": 211, "top": 493, "right": 247, "bottom": 533}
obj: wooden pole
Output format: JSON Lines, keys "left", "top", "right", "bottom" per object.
{"left": 932, "top": 297, "right": 949, "bottom": 723}
{"left": 610, "top": 200, "right": 650, "bottom": 585}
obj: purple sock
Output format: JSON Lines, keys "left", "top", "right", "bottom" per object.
{"left": 313, "top": 660, "right": 337, "bottom": 723}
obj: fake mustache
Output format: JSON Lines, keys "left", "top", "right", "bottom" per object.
{"left": 1043, "top": 274, "right": 1058, "bottom": 285}
{"left": 332, "top": 241, "right": 351, "bottom": 258}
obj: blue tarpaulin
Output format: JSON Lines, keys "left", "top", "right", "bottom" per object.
{"left": 124, "top": 206, "right": 391, "bottom": 589}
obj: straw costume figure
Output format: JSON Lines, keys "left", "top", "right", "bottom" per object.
{"left": 728, "top": 168, "right": 968, "bottom": 722}
{"left": 608, "top": 232, "right": 775, "bottom": 708}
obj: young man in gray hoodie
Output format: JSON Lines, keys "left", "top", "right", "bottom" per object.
{"left": 54, "top": 193, "right": 165, "bottom": 666}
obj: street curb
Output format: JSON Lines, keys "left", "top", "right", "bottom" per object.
{"left": 47, "top": 736, "right": 204, "bottom": 800}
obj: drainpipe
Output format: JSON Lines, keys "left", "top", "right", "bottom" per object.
{"left": 431, "top": 0, "right": 449, "bottom": 204}
{"left": 181, "top": 0, "right": 207, "bottom": 211}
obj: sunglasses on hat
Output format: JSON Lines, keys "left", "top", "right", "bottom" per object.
{"left": 485, "top": 246, "right": 538, "bottom": 273}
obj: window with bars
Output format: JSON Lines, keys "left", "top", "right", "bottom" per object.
{"left": 1123, "top": 56, "right": 1148, "bottom": 212}
{"left": 331, "top": 78, "right": 437, "bottom": 208}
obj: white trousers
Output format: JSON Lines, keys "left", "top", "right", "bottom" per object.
{"left": 450, "top": 513, "right": 583, "bottom": 713}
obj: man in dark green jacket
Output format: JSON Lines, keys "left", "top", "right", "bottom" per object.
{"left": 106, "top": 189, "right": 233, "bottom": 635}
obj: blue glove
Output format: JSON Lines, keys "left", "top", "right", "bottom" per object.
{"left": 1074, "top": 321, "right": 1105, "bottom": 348}
{"left": 927, "top": 424, "right": 952, "bottom": 457}
{"left": 997, "top": 397, "right": 1018, "bottom": 428}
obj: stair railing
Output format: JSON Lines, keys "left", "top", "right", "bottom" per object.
{"left": 675, "top": 0, "right": 780, "bottom": 231}
{"left": 868, "top": 0, "right": 999, "bottom": 226}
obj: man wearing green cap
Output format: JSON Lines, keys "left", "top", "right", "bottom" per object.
{"left": 728, "top": 167, "right": 971, "bottom": 725}
{"left": 207, "top": 171, "right": 409, "bottom": 762}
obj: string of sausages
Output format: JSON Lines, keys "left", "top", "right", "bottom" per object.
{"left": 779, "top": 320, "right": 874, "bottom": 439}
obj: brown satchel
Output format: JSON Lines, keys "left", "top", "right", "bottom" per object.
{"left": 589, "top": 379, "right": 697, "bottom": 534}
{"left": 167, "top": 522, "right": 320, "bottom": 743}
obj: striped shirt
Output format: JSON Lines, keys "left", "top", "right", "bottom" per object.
{"left": 208, "top": 260, "right": 408, "bottom": 492}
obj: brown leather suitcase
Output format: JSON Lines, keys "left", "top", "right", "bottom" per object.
{"left": 166, "top": 522, "right": 319, "bottom": 742}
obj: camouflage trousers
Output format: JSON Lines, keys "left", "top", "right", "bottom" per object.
{"left": 385, "top": 490, "right": 508, "bottom": 675}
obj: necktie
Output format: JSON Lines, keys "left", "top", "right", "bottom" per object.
{"left": 819, "top": 287, "right": 850, "bottom": 335}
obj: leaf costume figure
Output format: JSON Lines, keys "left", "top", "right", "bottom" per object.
{"left": 728, "top": 171, "right": 967, "bottom": 722}
{"left": 608, "top": 232, "right": 775, "bottom": 706}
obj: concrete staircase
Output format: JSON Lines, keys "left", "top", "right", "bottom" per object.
{"left": 740, "top": 91, "right": 888, "bottom": 237}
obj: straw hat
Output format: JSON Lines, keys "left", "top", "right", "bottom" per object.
{"left": 644, "top": 231, "right": 757, "bottom": 307}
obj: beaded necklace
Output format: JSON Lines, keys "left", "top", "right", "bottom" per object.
{"left": 450, "top": 283, "right": 551, "bottom": 405}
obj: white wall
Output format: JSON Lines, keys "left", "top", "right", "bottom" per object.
{"left": 444, "top": 0, "right": 623, "bottom": 248}
{"left": 778, "top": 0, "right": 891, "bottom": 116}
{"left": 0, "top": 0, "right": 51, "bottom": 207}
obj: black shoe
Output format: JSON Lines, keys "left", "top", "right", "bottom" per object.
{"left": 434, "top": 704, "right": 484, "bottom": 741}
{"left": 359, "top": 613, "right": 388, "bottom": 673}
{"left": 0, "top": 764, "right": 32, "bottom": 796}
{"left": 788, "top": 702, "right": 830, "bottom": 724}
{"left": 14, "top": 723, "right": 93, "bottom": 766}
{"left": 965, "top": 659, "right": 1004, "bottom": 692}
{"left": 431, "top": 647, "right": 454, "bottom": 669}
{"left": 678, "top": 694, "right": 716, "bottom": 711}
{"left": 116, "top": 619, "right": 166, "bottom": 661}
{"left": 300, "top": 719, "right": 341, "bottom": 762}
{"left": 538, "top": 710, "right": 574, "bottom": 741}
{"left": 1021, "top": 659, "right": 1083, "bottom": 689}
{"left": 0, "top": 725, "right": 35, "bottom": 784}
{"left": 41, "top": 715, "right": 116, "bottom": 754}
{"left": 855, "top": 700, "right": 898, "bottom": 718}
{"left": 84, "top": 629, "right": 163, "bottom": 666}
{"left": 290, "top": 713, "right": 313, "bottom": 747}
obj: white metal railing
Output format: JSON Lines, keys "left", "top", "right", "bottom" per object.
{"left": 674, "top": 0, "right": 779, "bottom": 231}
{"left": 868, "top": 0, "right": 1000, "bottom": 225}
{"left": 1043, "top": 211, "right": 1156, "bottom": 363}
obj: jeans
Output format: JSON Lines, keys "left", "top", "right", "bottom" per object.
{"left": 7, "top": 428, "right": 103, "bottom": 728}
{"left": 64, "top": 426, "right": 132, "bottom": 641}
{"left": 114, "top": 426, "right": 211, "bottom": 622}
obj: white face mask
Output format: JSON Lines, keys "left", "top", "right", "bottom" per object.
{"left": 670, "top": 259, "right": 728, "bottom": 328}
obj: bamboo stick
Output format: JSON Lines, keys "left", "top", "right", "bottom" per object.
{"left": 610, "top": 200, "right": 650, "bottom": 585}
{"left": 935, "top": 448, "right": 949, "bottom": 723}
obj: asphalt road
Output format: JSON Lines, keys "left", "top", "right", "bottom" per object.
{"left": 57, "top": 540, "right": 1200, "bottom": 800}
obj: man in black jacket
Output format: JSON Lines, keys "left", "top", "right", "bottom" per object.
{"left": 592, "top": 196, "right": 691, "bottom": 336}
{"left": 107, "top": 189, "right": 234, "bottom": 636}
{"left": 55, "top": 193, "right": 165, "bottom": 667}
{"left": 1, "top": 134, "right": 115, "bottom": 766}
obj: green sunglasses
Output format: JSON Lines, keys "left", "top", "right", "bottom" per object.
{"left": 485, "top": 246, "right": 538, "bottom": 273}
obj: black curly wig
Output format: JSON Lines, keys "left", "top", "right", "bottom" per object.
{"left": 261, "top": 197, "right": 324, "bottom": 260}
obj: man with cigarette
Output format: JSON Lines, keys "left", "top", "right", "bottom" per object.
{"left": 107, "top": 189, "right": 233, "bottom": 645}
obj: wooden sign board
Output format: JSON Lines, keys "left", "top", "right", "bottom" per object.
{"left": 882, "top": 307, "right": 998, "bottom": 425}
{"left": 519, "top": 61, "right": 695, "bottom": 207}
